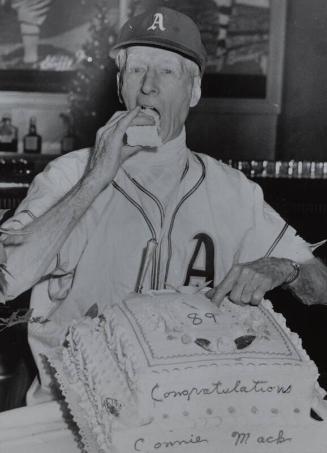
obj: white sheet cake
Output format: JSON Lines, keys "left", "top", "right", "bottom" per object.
{"left": 49, "top": 289, "right": 327, "bottom": 453}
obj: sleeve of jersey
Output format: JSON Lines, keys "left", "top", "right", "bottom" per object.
{"left": 238, "top": 182, "right": 314, "bottom": 264}
{"left": 3, "top": 150, "right": 91, "bottom": 300}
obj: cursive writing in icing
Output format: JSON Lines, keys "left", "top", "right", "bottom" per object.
{"left": 151, "top": 380, "right": 292, "bottom": 402}
{"left": 134, "top": 433, "right": 208, "bottom": 451}
{"left": 232, "top": 430, "right": 292, "bottom": 447}
{"left": 232, "top": 431, "right": 251, "bottom": 446}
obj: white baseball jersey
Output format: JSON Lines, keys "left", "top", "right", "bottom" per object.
{"left": 3, "top": 129, "right": 313, "bottom": 404}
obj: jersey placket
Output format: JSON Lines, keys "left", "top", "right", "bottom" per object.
{"left": 113, "top": 155, "right": 206, "bottom": 290}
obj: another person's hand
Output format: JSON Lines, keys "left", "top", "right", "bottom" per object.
{"left": 86, "top": 107, "right": 154, "bottom": 186}
{"left": 206, "top": 257, "right": 297, "bottom": 307}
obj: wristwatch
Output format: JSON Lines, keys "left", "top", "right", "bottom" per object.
{"left": 284, "top": 260, "right": 301, "bottom": 285}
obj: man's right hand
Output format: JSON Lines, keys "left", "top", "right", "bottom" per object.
{"left": 86, "top": 107, "right": 154, "bottom": 187}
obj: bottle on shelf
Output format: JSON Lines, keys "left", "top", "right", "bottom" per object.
{"left": 59, "top": 113, "right": 76, "bottom": 154}
{"left": 0, "top": 113, "right": 18, "bottom": 152}
{"left": 23, "top": 116, "right": 42, "bottom": 154}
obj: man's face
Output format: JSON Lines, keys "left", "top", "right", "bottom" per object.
{"left": 120, "top": 46, "right": 200, "bottom": 144}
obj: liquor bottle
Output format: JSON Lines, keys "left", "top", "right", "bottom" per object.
{"left": 60, "top": 113, "right": 76, "bottom": 154}
{"left": 0, "top": 113, "right": 18, "bottom": 152}
{"left": 23, "top": 116, "right": 42, "bottom": 153}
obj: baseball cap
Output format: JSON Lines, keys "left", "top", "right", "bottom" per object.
{"left": 110, "top": 7, "right": 207, "bottom": 74}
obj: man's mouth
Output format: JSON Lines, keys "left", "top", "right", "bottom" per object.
{"left": 139, "top": 105, "right": 161, "bottom": 125}
{"left": 126, "top": 105, "right": 163, "bottom": 147}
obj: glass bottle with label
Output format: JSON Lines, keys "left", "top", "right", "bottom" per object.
{"left": 23, "top": 117, "right": 42, "bottom": 153}
{"left": 0, "top": 113, "right": 18, "bottom": 152}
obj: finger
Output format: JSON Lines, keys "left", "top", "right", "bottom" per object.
{"left": 97, "top": 108, "right": 141, "bottom": 150}
{"left": 0, "top": 227, "right": 29, "bottom": 236}
{"left": 251, "top": 279, "right": 272, "bottom": 305}
{"left": 103, "top": 111, "right": 127, "bottom": 129}
{"left": 205, "top": 287, "right": 215, "bottom": 299}
{"left": 229, "top": 279, "right": 248, "bottom": 305}
{"left": 225, "top": 265, "right": 254, "bottom": 305}
{"left": 121, "top": 145, "right": 143, "bottom": 162}
{"left": 251, "top": 288, "right": 265, "bottom": 306}
{"left": 240, "top": 272, "right": 263, "bottom": 304}
{"left": 90, "top": 109, "right": 142, "bottom": 173}
{"left": 114, "top": 107, "right": 141, "bottom": 136}
{"left": 96, "top": 122, "right": 120, "bottom": 151}
{"left": 210, "top": 266, "right": 241, "bottom": 306}
{"left": 97, "top": 111, "right": 126, "bottom": 138}
{"left": 1, "top": 233, "right": 25, "bottom": 246}
{"left": 94, "top": 111, "right": 128, "bottom": 152}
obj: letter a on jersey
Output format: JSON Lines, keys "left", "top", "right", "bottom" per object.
{"left": 184, "top": 233, "right": 215, "bottom": 288}
{"left": 147, "top": 13, "right": 166, "bottom": 31}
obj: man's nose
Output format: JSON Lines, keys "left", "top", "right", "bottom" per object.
{"left": 141, "top": 69, "right": 159, "bottom": 95}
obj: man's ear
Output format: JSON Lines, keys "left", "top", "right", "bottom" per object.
{"left": 116, "top": 72, "right": 124, "bottom": 105}
{"left": 190, "top": 76, "right": 201, "bottom": 108}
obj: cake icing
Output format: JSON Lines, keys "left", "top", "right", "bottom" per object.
{"left": 126, "top": 125, "right": 162, "bottom": 147}
{"left": 48, "top": 289, "right": 327, "bottom": 453}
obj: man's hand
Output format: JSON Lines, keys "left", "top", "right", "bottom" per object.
{"left": 206, "top": 257, "right": 296, "bottom": 307}
{"left": 86, "top": 107, "right": 155, "bottom": 186}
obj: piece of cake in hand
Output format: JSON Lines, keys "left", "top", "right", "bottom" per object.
{"left": 126, "top": 107, "right": 162, "bottom": 147}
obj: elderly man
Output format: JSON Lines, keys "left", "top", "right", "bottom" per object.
{"left": 1, "top": 6, "right": 327, "bottom": 407}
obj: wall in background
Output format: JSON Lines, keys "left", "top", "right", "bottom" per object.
{"left": 186, "top": 108, "right": 277, "bottom": 160}
{"left": 188, "top": 0, "right": 327, "bottom": 162}
{"left": 277, "top": 0, "right": 327, "bottom": 161}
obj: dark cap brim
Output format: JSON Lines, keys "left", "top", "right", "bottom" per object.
{"left": 110, "top": 37, "right": 206, "bottom": 74}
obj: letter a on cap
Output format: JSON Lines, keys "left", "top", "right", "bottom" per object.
{"left": 147, "top": 13, "right": 166, "bottom": 31}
